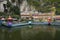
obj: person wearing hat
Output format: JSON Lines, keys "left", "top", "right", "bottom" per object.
{"left": 7, "top": 16, "right": 13, "bottom": 22}
{"left": 7, "top": 16, "right": 13, "bottom": 27}
{"left": 0, "top": 17, "right": 3, "bottom": 26}
{"left": 1, "top": 17, "right": 6, "bottom": 24}
{"left": 47, "top": 17, "right": 51, "bottom": 25}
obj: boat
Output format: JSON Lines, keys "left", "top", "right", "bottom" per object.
{"left": 2, "top": 21, "right": 60, "bottom": 28}
{"left": 2, "top": 22, "right": 30, "bottom": 27}
{"left": 30, "top": 22, "right": 60, "bottom": 26}
{"left": 51, "top": 22, "right": 60, "bottom": 26}
{"left": 28, "top": 21, "right": 49, "bottom": 25}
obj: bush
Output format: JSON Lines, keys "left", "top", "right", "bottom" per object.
{"left": 10, "top": 6, "right": 20, "bottom": 15}
{"left": 0, "top": 12, "right": 5, "bottom": 16}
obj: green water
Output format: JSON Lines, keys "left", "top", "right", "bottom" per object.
{"left": 0, "top": 25, "right": 60, "bottom": 40}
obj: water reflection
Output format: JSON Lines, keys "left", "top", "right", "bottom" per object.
{"left": 1, "top": 29, "right": 5, "bottom": 40}
{"left": 0, "top": 25, "right": 60, "bottom": 40}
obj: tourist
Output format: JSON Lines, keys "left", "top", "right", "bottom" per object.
{"left": 7, "top": 16, "right": 13, "bottom": 27}
{"left": 7, "top": 16, "right": 13, "bottom": 22}
{"left": 1, "top": 17, "right": 5, "bottom": 24}
{"left": 0, "top": 17, "right": 2, "bottom": 25}
{"left": 47, "top": 17, "right": 51, "bottom": 25}
{"left": 7, "top": 21, "right": 12, "bottom": 28}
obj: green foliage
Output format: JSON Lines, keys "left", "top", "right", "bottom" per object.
{"left": 27, "top": 0, "right": 60, "bottom": 13}
{"left": 10, "top": 6, "right": 20, "bottom": 15}
{"left": 5, "top": 0, "right": 21, "bottom": 18}
{"left": 11, "top": 0, "right": 15, "bottom": 3}
{"left": 14, "top": 6, "right": 20, "bottom": 15}
{"left": 18, "top": 0, "right": 23, "bottom": 3}
{"left": 27, "top": 0, "right": 40, "bottom": 7}
{"left": 5, "top": 0, "right": 60, "bottom": 16}
{"left": 11, "top": 14, "right": 19, "bottom": 19}
{"left": 7, "top": 0, "right": 11, "bottom": 7}
{"left": 27, "top": 0, "right": 51, "bottom": 12}
{"left": 0, "top": 12, "right": 4, "bottom": 16}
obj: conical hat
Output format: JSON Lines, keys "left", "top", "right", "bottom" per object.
{"left": 1, "top": 18, "right": 5, "bottom": 20}
{"left": 8, "top": 16, "right": 12, "bottom": 20}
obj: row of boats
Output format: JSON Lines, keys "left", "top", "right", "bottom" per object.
{"left": 1, "top": 21, "right": 60, "bottom": 28}
{"left": 1, "top": 16, "right": 59, "bottom": 28}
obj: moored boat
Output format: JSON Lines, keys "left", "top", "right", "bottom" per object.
{"left": 2, "top": 22, "right": 29, "bottom": 27}
{"left": 2, "top": 21, "right": 60, "bottom": 28}
{"left": 31, "top": 22, "right": 60, "bottom": 26}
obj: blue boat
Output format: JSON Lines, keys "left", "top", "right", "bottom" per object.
{"left": 2, "top": 21, "right": 60, "bottom": 28}
{"left": 31, "top": 22, "right": 60, "bottom": 26}
{"left": 2, "top": 22, "right": 29, "bottom": 27}
{"left": 0, "top": 20, "right": 3, "bottom": 26}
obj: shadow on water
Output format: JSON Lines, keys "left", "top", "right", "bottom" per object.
{"left": 0, "top": 25, "right": 60, "bottom": 40}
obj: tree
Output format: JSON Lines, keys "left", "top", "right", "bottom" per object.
{"left": 11, "top": 0, "right": 15, "bottom": 3}
{"left": 6, "top": 0, "right": 12, "bottom": 16}
{"left": 10, "top": 6, "right": 20, "bottom": 15}
{"left": 16, "top": 0, "right": 23, "bottom": 18}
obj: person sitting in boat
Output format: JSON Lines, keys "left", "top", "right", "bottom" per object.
{"left": 7, "top": 16, "right": 13, "bottom": 27}
{"left": 7, "top": 21, "right": 12, "bottom": 28}
{"left": 0, "top": 17, "right": 2, "bottom": 25}
{"left": 7, "top": 16, "right": 13, "bottom": 22}
{"left": 47, "top": 17, "right": 51, "bottom": 25}
{"left": 1, "top": 17, "right": 5, "bottom": 24}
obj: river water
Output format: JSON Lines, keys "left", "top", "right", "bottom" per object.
{"left": 0, "top": 25, "right": 60, "bottom": 40}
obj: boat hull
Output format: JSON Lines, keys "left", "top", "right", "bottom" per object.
{"left": 2, "top": 22, "right": 60, "bottom": 28}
